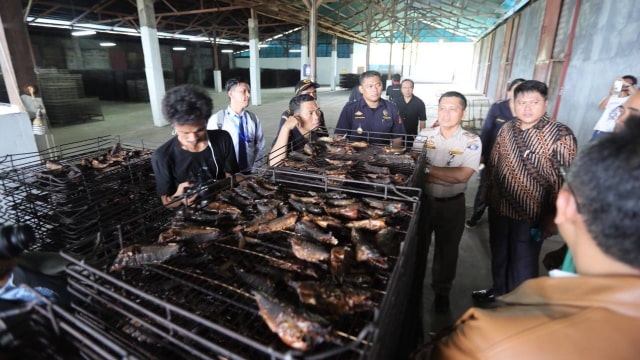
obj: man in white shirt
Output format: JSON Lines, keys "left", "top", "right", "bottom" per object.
{"left": 208, "top": 78, "right": 266, "bottom": 173}
{"left": 591, "top": 74, "right": 636, "bottom": 139}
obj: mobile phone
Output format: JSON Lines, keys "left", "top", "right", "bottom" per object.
{"left": 613, "top": 80, "right": 623, "bottom": 92}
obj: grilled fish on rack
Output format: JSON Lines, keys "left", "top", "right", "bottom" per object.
{"left": 158, "top": 225, "right": 221, "bottom": 244}
{"left": 205, "top": 201, "right": 242, "bottom": 216}
{"left": 351, "top": 228, "right": 388, "bottom": 269}
{"left": 295, "top": 219, "right": 339, "bottom": 245}
{"left": 290, "top": 236, "right": 330, "bottom": 263}
{"left": 247, "top": 179, "right": 277, "bottom": 197}
{"left": 361, "top": 197, "right": 408, "bottom": 215}
{"left": 324, "top": 205, "right": 359, "bottom": 220}
{"left": 345, "top": 218, "right": 388, "bottom": 231}
{"left": 288, "top": 198, "right": 324, "bottom": 215}
{"left": 371, "top": 153, "right": 415, "bottom": 165}
{"left": 109, "top": 243, "right": 180, "bottom": 272}
{"left": 288, "top": 280, "right": 376, "bottom": 314}
{"left": 375, "top": 227, "right": 400, "bottom": 256}
{"left": 253, "top": 291, "right": 336, "bottom": 352}
{"left": 330, "top": 246, "right": 354, "bottom": 279}
{"left": 302, "top": 214, "right": 343, "bottom": 229}
{"left": 243, "top": 211, "right": 298, "bottom": 234}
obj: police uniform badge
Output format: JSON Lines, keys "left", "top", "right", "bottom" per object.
{"left": 382, "top": 109, "right": 391, "bottom": 122}
{"left": 425, "top": 136, "right": 436, "bottom": 149}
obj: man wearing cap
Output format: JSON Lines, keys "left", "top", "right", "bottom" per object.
{"left": 385, "top": 73, "right": 402, "bottom": 105}
{"left": 335, "top": 70, "right": 405, "bottom": 147}
{"left": 276, "top": 79, "right": 328, "bottom": 138}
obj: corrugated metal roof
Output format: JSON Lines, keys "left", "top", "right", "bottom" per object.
{"left": 22, "top": 0, "right": 528, "bottom": 46}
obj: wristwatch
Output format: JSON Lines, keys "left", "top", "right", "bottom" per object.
{"left": 424, "top": 164, "right": 431, "bottom": 175}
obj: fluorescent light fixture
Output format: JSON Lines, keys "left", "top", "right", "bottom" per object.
{"left": 258, "top": 44, "right": 269, "bottom": 48}
{"left": 71, "top": 30, "right": 96, "bottom": 36}
{"left": 100, "top": 42, "right": 116, "bottom": 47}
{"left": 289, "top": 49, "right": 301, "bottom": 53}
{"left": 172, "top": 46, "right": 187, "bottom": 51}
{"left": 221, "top": 49, "right": 234, "bottom": 53}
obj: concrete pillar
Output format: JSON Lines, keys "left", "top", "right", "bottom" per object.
{"left": 137, "top": 0, "right": 167, "bottom": 127}
{"left": 301, "top": 27, "right": 309, "bottom": 79}
{"left": 331, "top": 36, "right": 338, "bottom": 90}
{"left": 214, "top": 70, "right": 223, "bottom": 92}
{"left": 0, "top": 0, "right": 37, "bottom": 108}
{"left": 309, "top": 0, "right": 318, "bottom": 82}
{"left": 248, "top": 12, "right": 261, "bottom": 106}
{"left": 212, "top": 40, "right": 222, "bottom": 92}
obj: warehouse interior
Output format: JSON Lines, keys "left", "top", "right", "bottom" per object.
{"left": 1, "top": 0, "right": 639, "bottom": 358}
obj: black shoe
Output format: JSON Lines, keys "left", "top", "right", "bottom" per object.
{"left": 465, "top": 218, "right": 479, "bottom": 228}
{"left": 471, "top": 288, "right": 495, "bottom": 303}
{"left": 433, "top": 294, "right": 450, "bottom": 313}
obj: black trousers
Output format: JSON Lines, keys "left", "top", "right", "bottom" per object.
{"left": 488, "top": 208, "right": 543, "bottom": 295}
{"left": 414, "top": 194, "right": 466, "bottom": 297}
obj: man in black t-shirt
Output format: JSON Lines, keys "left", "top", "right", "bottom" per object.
{"left": 395, "top": 79, "right": 427, "bottom": 147}
{"left": 151, "top": 85, "right": 238, "bottom": 208}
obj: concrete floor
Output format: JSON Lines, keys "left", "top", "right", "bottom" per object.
{"left": 46, "top": 82, "right": 564, "bottom": 340}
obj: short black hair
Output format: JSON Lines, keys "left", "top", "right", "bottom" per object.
{"left": 288, "top": 94, "right": 316, "bottom": 115}
{"left": 622, "top": 75, "right": 637, "bottom": 86}
{"left": 360, "top": 70, "right": 382, "bottom": 85}
{"left": 162, "top": 84, "right": 212, "bottom": 126}
{"left": 567, "top": 118, "right": 640, "bottom": 269}
{"left": 439, "top": 91, "right": 467, "bottom": 110}
{"left": 392, "top": 73, "right": 401, "bottom": 82}
{"left": 401, "top": 79, "right": 415, "bottom": 88}
{"left": 507, "top": 78, "right": 526, "bottom": 91}
{"left": 513, "top": 80, "right": 548, "bottom": 100}
{"left": 225, "top": 78, "right": 249, "bottom": 92}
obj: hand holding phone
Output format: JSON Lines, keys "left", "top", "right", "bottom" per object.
{"left": 613, "top": 80, "right": 623, "bottom": 92}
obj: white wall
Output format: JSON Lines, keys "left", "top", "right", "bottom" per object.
{"left": 352, "top": 42, "right": 475, "bottom": 84}
{"left": 234, "top": 57, "right": 353, "bottom": 86}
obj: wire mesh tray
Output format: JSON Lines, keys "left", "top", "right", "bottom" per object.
{"left": 0, "top": 136, "right": 159, "bottom": 254}
{"left": 61, "top": 174, "right": 421, "bottom": 359}
{"left": 264, "top": 127, "right": 427, "bottom": 189}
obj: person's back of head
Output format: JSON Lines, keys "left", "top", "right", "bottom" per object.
{"left": 566, "top": 119, "right": 640, "bottom": 271}
{"left": 392, "top": 73, "right": 401, "bottom": 83}
{"left": 162, "top": 85, "right": 213, "bottom": 126}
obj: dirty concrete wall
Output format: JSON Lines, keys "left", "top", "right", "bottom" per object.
{"left": 556, "top": 0, "right": 640, "bottom": 146}
{"left": 509, "top": 0, "right": 545, "bottom": 81}
{"left": 475, "top": 0, "right": 640, "bottom": 148}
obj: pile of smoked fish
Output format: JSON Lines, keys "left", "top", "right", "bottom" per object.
{"left": 105, "top": 175, "right": 417, "bottom": 356}
{"left": 273, "top": 136, "right": 420, "bottom": 187}
{"left": 0, "top": 141, "right": 157, "bottom": 253}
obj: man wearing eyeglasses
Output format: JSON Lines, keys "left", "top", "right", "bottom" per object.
{"left": 591, "top": 74, "right": 637, "bottom": 139}
{"left": 474, "top": 80, "right": 577, "bottom": 303}
{"left": 418, "top": 117, "right": 640, "bottom": 360}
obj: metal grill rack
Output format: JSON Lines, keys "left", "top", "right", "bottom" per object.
{"left": 263, "top": 127, "right": 427, "bottom": 189}
{"left": 62, "top": 174, "right": 420, "bottom": 359}
{"left": 0, "top": 136, "right": 159, "bottom": 255}
{"left": 0, "top": 287, "right": 141, "bottom": 359}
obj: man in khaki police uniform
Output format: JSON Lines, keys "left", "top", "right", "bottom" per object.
{"left": 412, "top": 91, "right": 482, "bottom": 316}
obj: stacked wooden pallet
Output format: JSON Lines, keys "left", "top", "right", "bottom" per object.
{"left": 37, "top": 69, "right": 103, "bottom": 126}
